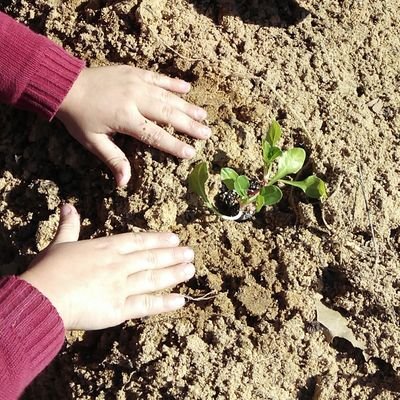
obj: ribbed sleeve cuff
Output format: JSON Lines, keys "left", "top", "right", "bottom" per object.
{"left": 0, "top": 276, "right": 65, "bottom": 398}
{"left": 16, "top": 43, "right": 85, "bottom": 120}
{"left": 0, "top": 12, "right": 85, "bottom": 120}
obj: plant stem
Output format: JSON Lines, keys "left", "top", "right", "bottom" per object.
{"left": 246, "top": 193, "right": 259, "bottom": 204}
{"left": 264, "top": 163, "right": 272, "bottom": 183}
{"left": 206, "top": 202, "right": 224, "bottom": 217}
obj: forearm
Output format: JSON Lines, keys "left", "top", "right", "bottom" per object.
{"left": 0, "top": 276, "right": 65, "bottom": 399}
{"left": 0, "top": 11, "right": 85, "bottom": 120}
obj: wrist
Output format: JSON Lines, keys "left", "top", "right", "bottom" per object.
{"left": 56, "top": 66, "right": 87, "bottom": 124}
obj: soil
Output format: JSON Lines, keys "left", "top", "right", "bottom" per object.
{"left": 0, "top": 0, "right": 399, "bottom": 399}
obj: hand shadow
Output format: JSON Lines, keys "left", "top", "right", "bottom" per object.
{"left": 188, "top": 0, "right": 309, "bottom": 27}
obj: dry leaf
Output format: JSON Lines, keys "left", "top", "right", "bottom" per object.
{"left": 366, "top": 98, "right": 384, "bottom": 114}
{"left": 315, "top": 294, "right": 366, "bottom": 351}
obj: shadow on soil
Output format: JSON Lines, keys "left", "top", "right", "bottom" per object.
{"left": 0, "top": 104, "right": 156, "bottom": 287}
{"left": 188, "top": 0, "right": 309, "bottom": 27}
{"left": 22, "top": 324, "right": 144, "bottom": 400}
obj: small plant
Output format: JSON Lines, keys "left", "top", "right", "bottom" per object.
{"left": 188, "top": 120, "right": 327, "bottom": 221}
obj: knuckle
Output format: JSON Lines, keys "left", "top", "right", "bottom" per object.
{"left": 160, "top": 89, "right": 172, "bottom": 102}
{"left": 104, "top": 261, "right": 124, "bottom": 286}
{"left": 120, "top": 65, "right": 134, "bottom": 75}
{"left": 161, "top": 104, "right": 174, "bottom": 121}
{"left": 149, "top": 71, "right": 161, "bottom": 86}
{"left": 142, "top": 295, "right": 154, "bottom": 313}
{"left": 131, "top": 232, "right": 145, "bottom": 248}
{"left": 94, "top": 237, "right": 112, "bottom": 251}
{"left": 115, "top": 103, "right": 133, "bottom": 126}
{"left": 141, "top": 127, "right": 164, "bottom": 147}
{"left": 113, "top": 65, "right": 132, "bottom": 81}
{"left": 147, "top": 270, "right": 160, "bottom": 289}
{"left": 107, "top": 155, "right": 128, "bottom": 170}
{"left": 124, "top": 85, "right": 136, "bottom": 100}
{"left": 123, "top": 65, "right": 140, "bottom": 82}
{"left": 145, "top": 250, "right": 158, "bottom": 267}
{"left": 189, "top": 118, "right": 200, "bottom": 132}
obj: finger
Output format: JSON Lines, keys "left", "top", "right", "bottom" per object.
{"left": 124, "top": 293, "right": 186, "bottom": 319}
{"left": 148, "top": 86, "right": 208, "bottom": 121}
{"left": 85, "top": 135, "right": 131, "bottom": 187}
{"left": 53, "top": 204, "right": 80, "bottom": 244}
{"left": 124, "top": 246, "right": 194, "bottom": 275}
{"left": 135, "top": 68, "right": 191, "bottom": 94}
{"left": 139, "top": 98, "right": 211, "bottom": 140}
{"left": 127, "top": 263, "right": 195, "bottom": 296}
{"left": 92, "top": 232, "right": 180, "bottom": 255}
{"left": 125, "top": 116, "right": 196, "bottom": 159}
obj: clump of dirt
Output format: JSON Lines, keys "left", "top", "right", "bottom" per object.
{"left": 0, "top": 0, "right": 399, "bottom": 399}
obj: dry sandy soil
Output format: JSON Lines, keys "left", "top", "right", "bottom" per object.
{"left": 0, "top": 0, "right": 399, "bottom": 399}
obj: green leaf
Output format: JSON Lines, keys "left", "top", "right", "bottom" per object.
{"left": 269, "top": 148, "right": 306, "bottom": 185}
{"left": 256, "top": 195, "right": 265, "bottom": 213}
{"left": 256, "top": 186, "right": 283, "bottom": 212}
{"left": 259, "top": 185, "right": 283, "bottom": 209}
{"left": 262, "top": 139, "right": 271, "bottom": 163}
{"left": 268, "top": 146, "right": 282, "bottom": 162}
{"left": 280, "top": 176, "right": 328, "bottom": 199}
{"left": 188, "top": 162, "right": 211, "bottom": 206}
{"left": 266, "top": 120, "right": 282, "bottom": 147}
{"left": 221, "top": 167, "right": 239, "bottom": 190}
{"left": 234, "top": 175, "right": 250, "bottom": 198}
{"left": 262, "top": 141, "right": 282, "bottom": 165}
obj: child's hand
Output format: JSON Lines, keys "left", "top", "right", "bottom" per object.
{"left": 56, "top": 66, "right": 210, "bottom": 187}
{"left": 20, "top": 204, "right": 195, "bottom": 330}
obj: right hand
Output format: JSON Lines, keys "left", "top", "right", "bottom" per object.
{"left": 57, "top": 66, "right": 211, "bottom": 187}
{"left": 20, "top": 204, "right": 195, "bottom": 330}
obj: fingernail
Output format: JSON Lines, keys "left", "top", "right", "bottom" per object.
{"left": 180, "top": 81, "right": 191, "bottom": 91}
{"left": 183, "top": 263, "right": 195, "bottom": 279}
{"left": 201, "top": 126, "right": 211, "bottom": 138}
{"left": 117, "top": 174, "right": 124, "bottom": 185}
{"left": 168, "top": 234, "right": 180, "bottom": 245}
{"left": 117, "top": 172, "right": 129, "bottom": 187}
{"left": 196, "top": 108, "right": 207, "bottom": 120}
{"left": 169, "top": 294, "right": 186, "bottom": 308}
{"left": 184, "top": 146, "right": 196, "bottom": 158}
{"left": 60, "top": 203, "right": 73, "bottom": 217}
{"left": 183, "top": 248, "right": 194, "bottom": 261}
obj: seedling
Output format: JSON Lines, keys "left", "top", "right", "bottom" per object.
{"left": 188, "top": 120, "right": 327, "bottom": 221}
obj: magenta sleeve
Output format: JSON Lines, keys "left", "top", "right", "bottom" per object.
{"left": 0, "top": 11, "right": 85, "bottom": 120}
{"left": 0, "top": 276, "right": 65, "bottom": 399}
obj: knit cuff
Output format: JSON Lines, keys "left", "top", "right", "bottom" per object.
{"left": 16, "top": 43, "right": 86, "bottom": 121}
{"left": 0, "top": 276, "right": 65, "bottom": 397}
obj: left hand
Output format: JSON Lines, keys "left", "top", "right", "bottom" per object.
{"left": 21, "top": 204, "right": 195, "bottom": 330}
{"left": 57, "top": 65, "right": 211, "bottom": 186}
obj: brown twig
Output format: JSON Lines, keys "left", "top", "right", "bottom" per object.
{"left": 182, "top": 290, "right": 219, "bottom": 302}
{"left": 320, "top": 208, "right": 332, "bottom": 233}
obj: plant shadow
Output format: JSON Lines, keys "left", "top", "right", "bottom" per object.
{"left": 188, "top": 0, "right": 309, "bottom": 27}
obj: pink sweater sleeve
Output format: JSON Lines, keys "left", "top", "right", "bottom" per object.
{"left": 0, "top": 11, "right": 85, "bottom": 120}
{"left": 0, "top": 276, "right": 65, "bottom": 399}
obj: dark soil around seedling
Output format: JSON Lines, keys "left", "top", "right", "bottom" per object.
{"left": 214, "top": 184, "right": 241, "bottom": 216}
{"left": 215, "top": 179, "right": 261, "bottom": 219}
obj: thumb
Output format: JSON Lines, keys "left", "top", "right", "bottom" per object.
{"left": 53, "top": 204, "right": 81, "bottom": 244}
{"left": 88, "top": 135, "right": 131, "bottom": 187}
